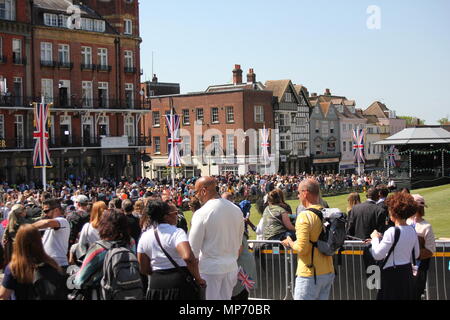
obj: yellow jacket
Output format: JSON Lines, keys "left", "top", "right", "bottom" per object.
{"left": 292, "top": 205, "right": 334, "bottom": 277}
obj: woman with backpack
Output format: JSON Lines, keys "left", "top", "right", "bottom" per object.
{"left": 369, "top": 192, "right": 420, "bottom": 300}
{"left": 262, "top": 190, "right": 296, "bottom": 241}
{"left": 0, "top": 224, "right": 66, "bottom": 300}
{"left": 137, "top": 200, "right": 206, "bottom": 300}
{"left": 73, "top": 209, "right": 140, "bottom": 300}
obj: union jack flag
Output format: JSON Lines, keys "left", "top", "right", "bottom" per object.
{"left": 33, "top": 102, "right": 52, "bottom": 168}
{"left": 353, "top": 128, "right": 365, "bottom": 164}
{"left": 238, "top": 266, "right": 255, "bottom": 292}
{"left": 260, "top": 127, "right": 270, "bottom": 163}
{"left": 165, "top": 113, "right": 182, "bottom": 167}
{"left": 388, "top": 145, "right": 397, "bottom": 167}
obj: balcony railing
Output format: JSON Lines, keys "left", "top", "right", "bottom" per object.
{"left": 58, "top": 61, "right": 74, "bottom": 69}
{"left": 0, "top": 96, "right": 150, "bottom": 110}
{"left": 0, "top": 136, "right": 152, "bottom": 151}
{"left": 41, "top": 60, "right": 58, "bottom": 68}
{"left": 124, "top": 67, "right": 137, "bottom": 73}
{"left": 97, "top": 64, "right": 112, "bottom": 72}
{"left": 12, "top": 56, "right": 26, "bottom": 65}
{"left": 81, "top": 64, "right": 96, "bottom": 71}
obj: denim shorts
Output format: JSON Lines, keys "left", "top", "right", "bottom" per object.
{"left": 294, "top": 273, "right": 335, "bottom": 300}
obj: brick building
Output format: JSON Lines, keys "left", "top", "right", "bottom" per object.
{"left": 0, "top": 0, "right": 150, "bottom": 184}
{"left": 146, "top": 66, "right": 275, "bottom": 178}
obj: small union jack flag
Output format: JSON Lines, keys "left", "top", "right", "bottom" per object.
{"left": 238, "top": 266, "right": 255, "bottom": 292}
{"left": 33, "top": 101, "right": 52, "bottom": 168}
{"left": 165, "top": 113, "right": 182, "bottom": 167}
{"left": 353, "top": 128, "right": 365, "bottom": 164}
{"left": 260, "top": 127, "right": 270, "bottom": 163}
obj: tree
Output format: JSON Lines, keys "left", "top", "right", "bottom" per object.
{"left": 398, "top": 116, "right": 425, "bottom": 126}
{"left": 438, "top": 117, "right": 449, "bottom": 125}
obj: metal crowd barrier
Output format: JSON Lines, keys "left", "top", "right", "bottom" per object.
{"left": 248, "top": 240, "right": 450, "bottom": 300}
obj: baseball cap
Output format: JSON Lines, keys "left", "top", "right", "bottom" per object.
{"left": 75, "top": 195, "right": 89, "bottom": 205}
{"left": 412, "top": 194, "right": 427, "bottom": 208}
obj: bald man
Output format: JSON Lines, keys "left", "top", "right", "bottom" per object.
{"left": 189, "top": 177, "right": 244, "bottom": 300}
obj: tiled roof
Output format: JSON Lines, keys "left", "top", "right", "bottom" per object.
{"left": 264, "top": 80, "right": 291, "bottom": 99}
{"left": 364, "top": 101, "right": 389, "bottom": 118}
{"left": 33, "top": 0, "right": 99, "bottom": 17}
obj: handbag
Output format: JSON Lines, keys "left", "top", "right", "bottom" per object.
{"left": 363, "top": 227, "right": 401, "bottom": 271}
{"left": 153, "top": 227, "right": 202, "bottom": 296}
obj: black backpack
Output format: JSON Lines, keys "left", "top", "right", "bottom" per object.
{"left": 306, "top": 208, "right": 347, "bottom": 283}
{"left": 32, "top": 264, "right": 68, "bottom": 300}
{"left": 99, "top": 241, "right": 143, "bottom": 300}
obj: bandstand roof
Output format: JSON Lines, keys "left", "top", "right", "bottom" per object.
{"left": 375, "top": 127, "right": 450, "bottom": 145}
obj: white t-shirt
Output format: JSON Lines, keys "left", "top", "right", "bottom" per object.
{"left": 371, "top": 225, "right": 420, "bottom": 269}
{"left": 42, "top": 216, "right": 70, "bottom": 267}
{"left": 407, "top": 218, "right": 436, "bottom": 254}
{"left": 137, "top": 224, "right": 188, "bottom": 271}
{"left": 78, "top": 222, "right": 100, "bottom": 249}
{"left": 189, "top": 198, "right": 244, "bottom": 275}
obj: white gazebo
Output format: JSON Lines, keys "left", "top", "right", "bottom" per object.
{"left": 375, "top": 127, "right": 450, "bottom": 180}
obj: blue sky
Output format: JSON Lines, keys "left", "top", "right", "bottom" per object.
{"left": 139, "top": 0, "right": 450, "bottom": 124}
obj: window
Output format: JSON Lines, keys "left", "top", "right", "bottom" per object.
{"left": 0, "top": 114, "right": 4, "bottom": 139}
{"left": 58, "top": 14, "right": 67, "bottom": 28}
{"left": 93, "top": 20, "right": 105, "bottom": 32}
{"left": 125, "top": 83, "right": 134, "bottom": 107}
{"left": 226, "top": 134, "right": 235, "bottom": 156}
{"left": 196, "top": 108, "right": 204, "bottom": 122}
{"left": 280, "top": 135, "right": 291, "bottom": 151}
{"left": 279, "top": 113, "right": 289, "bottom": 126}
{"left": 226, "top": 106, "right": 234, "bottom": 123}
{"left": 14, "top": 114, "right": 24, "bottom": 148}
{"left": 327, "top": 138, "right": 336, "bottom": 152}
{"left": 154, "top": 137, "right": 161, "bottom": 153}
{"left": 254, "top": 106, "right": 264, "bottom": 123}
{"left": 41, "top": 79, "right": 53, "bottom": 103}
{"left": 98, "top": 48, "right": 108, "bottom": 66}
{"left": 181, "top": 135, "right": 191, "bottom": 157}
{"left": 124, "top": 50, "right": 133, "bottom": 68}
{"left": 196, "top": 135, "right": 204, "bottom": 157}
{"left": 58, "top": 44, "right": 69, "bottom": 63}
{"left": 342, "top": 124, "right": 346, "bottom": 132}
{"left": 0, "top": 0, "right": 15, "bottom": 20}
{"left": 210, "top": 135, "right": 221, "bottom": 156}
{"left": 124, "top": 19, "right": 133, "bottom": 35}
{"left": 82, "top": 81, "right": 93, "bottom": 107}
{"left": 44, "top": 13, "right": 58, "bottom": 26}
{"left": 81, "top": 47, "right": 92, "bottom": 65}
{"left": 330, "top": 121, "right": 334, "bottom": 134}
{"left": 81, "top": 18, "right": 93, "bottom": 31}
{"left": 315, "top": 120, "right": 320, "bottom": 133}
{"left": 211, "top": 107, "right": 219, "bottom": 123}
{"left": 182, "top": 109, "right": 190, "bottom": 125}
{"left": 152, "top": 111, "right": 160, "bottom": 127}
{"left": 343, "top": 141, "right": 347, "bottom": 152}
{"left": 40, "top": 42, "right": 52, "bottom": 63}
{"left": 12, "top": 39, "right": 22, "bottom": 64}
{"left": 124, "top": 116, "right": 134, "bottom": 142}
{"left": 98, "top": 82, "right": 109, "bottom": 108}
{"left": 0, "top": 37, "right": 3, "bottom": 60}
{"left": 284, "top": 92, "right": 293, "bottom": 102}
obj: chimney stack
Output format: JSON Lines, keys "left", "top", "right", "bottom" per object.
{"left": 312, "top": 93, "right": 318, "bottom": 97}
{"left": 233, "top": 64, "right": 243, "bottom": 85}
{"left": 247, "top": 68, "right": 256, "bottom": 84}
{"left": 152, "top": 74, "right": 158, "bottom": 83}
{"left": 325, "top": 88, "right": 331, "bottom": 96}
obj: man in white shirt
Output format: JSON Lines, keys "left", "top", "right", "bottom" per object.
{"left": 189, "top": 176, "right": 244, "bottom": 300}
{"left": 33, "top": 199, "right": 71, "bottom": 270}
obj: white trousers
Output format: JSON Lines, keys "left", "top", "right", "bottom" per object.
{"left": 201, "top": 270, "right": 238, "bottom": 300}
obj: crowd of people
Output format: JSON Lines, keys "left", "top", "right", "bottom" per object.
{"left": 0, "top": 171, "right": 436, "bottom": 301}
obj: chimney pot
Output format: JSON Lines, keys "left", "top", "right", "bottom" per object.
{"left": 325, "top": 88, "right": 331, "bottom": 96}
{"left": 247, "top": 68, "right": 256, "bottom": 84}
{"left": 232, "top": 65, "right": 243, "bottom": 85}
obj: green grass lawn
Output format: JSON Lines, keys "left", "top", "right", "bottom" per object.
{"left": 183, "top": 184, "right": 450, "bottom": 240}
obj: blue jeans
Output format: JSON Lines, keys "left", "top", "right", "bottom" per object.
{"left": 294, "top": 273, "right": 335, "bottom": 300}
